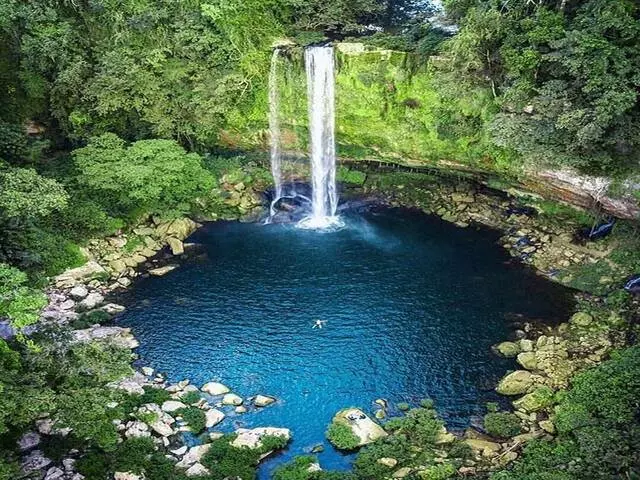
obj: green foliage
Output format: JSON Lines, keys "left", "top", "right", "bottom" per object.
{"left": 492, "top": 346, "right": 640, "bottom": 480}
{"left": 200, "top": 433, "right": 289, "bottom": 480}
{"left": 326, "top": 422, "right": 361, "bottom": 450}
{"left": 0, "top": 263, "right": 47, "bottom": 328}
{"left": 74, "top": 134, "right": 214, "bottom": 219}
{"left": 484, "top": 412, "right": 522, "bottom": 438}
{"left": 181, "top": 390, "right": 202, "bottom": 405}
{"left": 384, "top": 407, "right": 443, "bottom": 445}
{"left": 177, "top": 406, "right": 206, "bottom": 433}
{"left": 0, "top": 167, "right": 68, "bottom": 221}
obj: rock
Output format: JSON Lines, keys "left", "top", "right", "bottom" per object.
{"left": 201, "top": 382, "right": 230, "bottom": 395}
{"left": 176, "top": 444, "right": 212, "bottom": 468}
{"left": 496, "top": 370, "right": 534, "bottom": 396}
{"left": 539, "top": 420, "right": 555, "bottom": 434}
{"left": 517, "top": 352, "right": 538, "bottom": 370}
{"left": 170, "top": 445, "right": 188, "bottom": 456}
{"left": 235, "top": 406, "right": 247, "bottom": 414}
{"left": 18, "top": 432, "right": 41, "bottom": 451}
{"left": 307, "top": 463, "right": 322, "bottom": 473}
{"left": 495, "top": 341, "right": 520, "bottom": 357}
{"left": 222, "top": 393, "right": 243, "bottom": 406}
{"left": 36, "top": 419, "right": 54, "bottom": 435}
{"left": 435, "top": 427, "right": 455, "bottom": 444}
{"left": 332, "top": 408, "right": 388, "bottom": 447}
{"left": 21, "top": 450, "right": 52, "bottom": 474}
{"left": 142, "top": 367, "right": 154, "bottom": 377}
{"left": 374, "top": 409, "right": 386, "bottom": 420}
{"left": 55, "top": 261, "right": 106, "bottom": 288}
{"left": 149, "top": 265, "right": 178, "bottom": 276}
{"left": 310, "top": 444, "right": 324, "bottom": 454}
{"left": 209, "top": 432, "right": 224, "bottom": 441}
{"left": 74, "top": 326, "right": 138, "bottom": 349}
{"left": 254, "top": 395, "right": 276, "bottom": 407}
{"left": 109, "top": 372, "right": 149, "bottom": 395}
{"left": 512, "top": 387, "right": 553, "bottom": 413}
{"left": 205, "top": 409, "right": 225, "bottom": 428}
{"left": 110, "top": 259, "right": 127, "bottom": 274}
{"left": 570, "top": 312, "right": 593, "bottom": 327}
{"left": 138, "top": 403, "right": 176, "bottom": 437}
{"left": 185, "top": 463, "right": 210, "bottom": 477}
{"left": 377, "top": 458, "right": 398, "bottom": 468}
{"left": 62, "top": 458, "right": 75, "bottom": 472}
{"left": 166, "top": 237, "right": 184, "bottom": 255}
{"left": 458, "top": 466, "right": 477, "bottom": 476}
{"left": 114, "top": 473, "right": 144, "bottom": 480}
{"left": 101, "top": 303, "right": 126, "bottom": 315}
{"left": 500, "top": 451, "right": 519, "bottom": 465}
{"left": 231, "top": 427, "right": 291, "bottom": 449}
{"left": 44, "top": 467, "right": 64, "bottom": 480}
{"left": 124, "top": 421, "right": 151, "bottom": 438}
{"left": 69, "top": 286, "right": 89, "bottom": 300}
{"left": 464, "top": 439, "right": 501, "bottom": 454}
{"left": 513, "top": 431, "right": 543, "bottom": 444}
{"left": 162, "top": 400, "right": 187, "bottom": 413}
{"left": 78, "top": 292, "right": 105, "bottom": 311}
{"left": 392, "top": 467, "right": 412, "bottom": 478}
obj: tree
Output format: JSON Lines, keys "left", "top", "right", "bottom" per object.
{"left": 73, "top": 133, "right": 214, "bottom": 218}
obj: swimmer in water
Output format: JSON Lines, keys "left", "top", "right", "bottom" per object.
{"left": 312, "top": 319, "right": 327, "bottom": 329}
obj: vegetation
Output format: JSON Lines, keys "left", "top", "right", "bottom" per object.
{"left": 493, "top": 346, "right": 640, "bottom": 480}
{"left": 0, "top": 0, "right": 638, "bottom": 478}
{"left": 484, "top": 412, "right": 522, "bottom": 438}
{"left": 326, "top": 422, "right": 361, "bottom": 450}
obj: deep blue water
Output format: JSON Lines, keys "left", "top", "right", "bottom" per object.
{"left": 115, "top": 208, "right": 573, "bottom": 477}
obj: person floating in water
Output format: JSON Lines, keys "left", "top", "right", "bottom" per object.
{"left": 312, "top": 319, "right": 327, "bottom": 329}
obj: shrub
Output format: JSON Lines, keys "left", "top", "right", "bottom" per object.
{"left": 177, "top": 406, "right": 206, "bottom": 433}
{"left": 113, "top": 437, "right": 157, "bottom": 474}
{"left": 201, "top": 434, "right": 262, "bottom": 480}
{"left": 273, "top": 456, "right": 317, "bottom": 480}
{"left": 396, "top": 402, "right": 410, "bottom": 411}
{"left": 326, "top": 422, "right": 360, "bottom": 450}
{"left": 181, "top": 390, "right": 202, "bottom": 405}
{"left": 0, "top": 263, "right": 47, "bottom": 328}
{"left": 484, "top": 412, "right": 522, "bottom": 438}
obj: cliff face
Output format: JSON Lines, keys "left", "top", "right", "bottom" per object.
{"left": 226, "top": 42, "right": 639, "bottom": 220}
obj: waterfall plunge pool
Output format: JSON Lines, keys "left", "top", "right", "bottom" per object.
{"left": 115, "top": 207, "right": 573, "bottom": 477}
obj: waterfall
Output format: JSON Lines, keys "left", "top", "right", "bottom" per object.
{"left": 298, "top": 45, "right": 342, "bottom": 230}
{"left": 268, "top": 48, "right": 282, "bottom": 219}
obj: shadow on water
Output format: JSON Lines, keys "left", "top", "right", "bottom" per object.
{"left": 115, "top": 206, "right": 574, "bottom": 478}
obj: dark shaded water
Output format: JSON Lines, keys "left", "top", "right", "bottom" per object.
{"left": 116, "top": 208, "right": 573, "bottom": 477}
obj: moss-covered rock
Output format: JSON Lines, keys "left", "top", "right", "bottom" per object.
{"left": 496, "top": 370, "right": 534, "bottom": 396}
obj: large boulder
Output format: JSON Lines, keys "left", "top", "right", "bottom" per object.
{"left": 201, "top": 382, "right": 230, "bottom": 395}
{"left": 176, "top": 444, "right": 211, "bottom": 468}
{"left": 222, "top": 393, "right": 243, "bottom": 406}
{"left": 166, "top": 237, "right": 184, "bottom": 255}
{"left": 161, "top": 400, "right": 187, "bottom": 413}
{"left": 254, "top": 395, "right": 276, "bottom": 407}
{"left": 332, "top": 408, "right": 387, "bottom": 447}
{"left": 495, "top": 341, "right": 520, "bottom": 358}
{"left": 496, "top": 370, "right": 534, "bottom": 396}
{"left": 205, "top": 409, "right": 225, "bottom": 428}
{"left": 231, "top": 427, "right": 290, "bottom": 450}
{"left": 78, "top": 292, "right": 105, "bottom": 311}
{"left": 55, "top": 261, "right": 106, "bottom": 288}
{"left": 73, "top": 326, "right": 138, "bottom": 349}
{"left": 517, "top": 351, "right": 538, "bottom": 370}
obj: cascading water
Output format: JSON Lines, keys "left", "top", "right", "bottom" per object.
{"left": 298, "top": 45, "right": 342, "bottom": 229}
{"left": 267, "top": 48, "right": 283, "bottom": 220}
